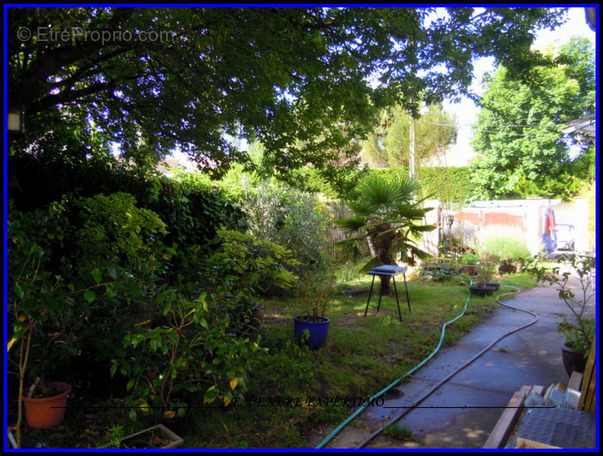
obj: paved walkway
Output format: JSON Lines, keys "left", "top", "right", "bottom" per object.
{"left": 313, "top": 279, "right": 596, "bottom": 449}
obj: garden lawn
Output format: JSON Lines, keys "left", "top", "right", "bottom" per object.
{"left": 14, "top": 272, "right": 536, "bottom": 449}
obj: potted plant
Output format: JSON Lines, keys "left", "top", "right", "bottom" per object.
{"left": 525, "top": 253, "right": 595, "bottom": 376}
{"left": 21, "top": 379, "right": 72, "bottom": 429}
{"left": 7, "top": 206, "right": 99, "bottom": 447}
{"left": 460, "top": 251, "right": 479, "bottom": 276}
{"left": 293, "top": 266, "right": 336, "bottom": 350}
{"left": 469, "top": 258, "right": 498, "bottom": 297}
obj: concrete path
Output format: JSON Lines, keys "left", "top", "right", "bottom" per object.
{"left": 313, "top": 279, "right": 596, "bottom": 449}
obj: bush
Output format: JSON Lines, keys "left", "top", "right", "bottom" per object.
{"left": 240, "top": 179, "right": 332, "bottom": 279}
{"left": 114, "top": 290, "right": 268, "bottom": 418}
{"left": 112, "top": 229, "right": 300, "bottom": 417}
{"left": 475, "top": 225, "right": 531, "bottom": 263}
{"left": 147, "top": 178, "right": 247, "bottom": 249}
{"left": 203, "top": 230, "right": 299, "bottom": 297}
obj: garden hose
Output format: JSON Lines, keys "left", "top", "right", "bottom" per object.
{"left": 315, "top": 282, "right": 539, "bottom": 450}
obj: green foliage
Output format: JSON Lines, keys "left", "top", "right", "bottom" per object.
{"left": 368, "top": 166, "right": 473, "bottom": 209}
{"left": 418, "top": 167, "right": 474, "bottom": 208}
{"left": 204, "top": 230, "right": 299, "bottom": 297}
{"left": 240, "top": 179, "right": 332, "bottom": 277}
{"left": 419, "top": 263, "right": 464, "bottom": 282}
{"left": 336, "top": 174, "right": 435, "bottom": 294}
{"left": 149, "top": 178, "right": 247, "bottom": 249}
{"left": 114, "top": 291, "right": 267, "bottom": 417}
{"left": 460, "top": 252, "right": 479, "bottom": 265}
{"left": 361, "top": 104, "right": 457, "bottom": 169}
{"left": 8, "top": 203, "right": 80, "bottom": 380}
{"left": 475, "top": 226, "right": 532, "bottom": 263}
{"left": 470, "top": 36, "right": 595, "bottom": 201}
{"left": 557, "top": 318, "right": 595, "bottom": 354}
{"left": 295, "top": 265, "right": 338, "bottom": 320}
{"left": 112, "top": 229, "right": 298, "bottom": 418}
{"left": 75, "top": 192, "right": 167, "bottom": 279}
{"left": 9, "top": 7, "right": 566, "bottom": 189}
{"left": 525, "top": 253, "right": 595, "bottom": 355}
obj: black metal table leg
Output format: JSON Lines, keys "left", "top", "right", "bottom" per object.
{"left": 365, "top": 274, "right": 376, "bottom": 317}
{"left": 403, "top": 273, "right": 411, "bottom": 312}
{"left": 392, "top": 277, "right": 402, "bottom": 322}
{"left": 377, "top": 283, "right": 383, "bottom": 312}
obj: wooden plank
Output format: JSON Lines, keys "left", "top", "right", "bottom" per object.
{"left": 579, "top": 337, "right": 596, "bottom": 413}
{"left": 568, "top": 371, "right": 583, "bottom": 392}
{"left": 483, "top": 385, "right": 532, "bottom": 449}
{"left": 515, "top": 438, "right": 561, "bottom": 449}
{"left": 530, "top": 385, "right": 544, "bottom": 395}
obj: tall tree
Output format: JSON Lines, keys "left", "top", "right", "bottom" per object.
{"left": 469, "top": 36, "right": 595, "bottom": 200}
{"left": 8, "top": 7, "right": 566, "bottom": 188}
{"left": 361, "top": 104, "right": 457, "bottom": 169}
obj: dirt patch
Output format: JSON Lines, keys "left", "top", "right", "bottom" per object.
{"left": 339, "top": 287, "right": 367, "bottom": 298}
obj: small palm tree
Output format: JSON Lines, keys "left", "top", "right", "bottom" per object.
{"left": 335, "top": 174, "right": 435, "bottom": 295}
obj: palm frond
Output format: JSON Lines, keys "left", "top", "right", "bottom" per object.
{"left": 334, "top": 216, "right": 368, "bottom": 233}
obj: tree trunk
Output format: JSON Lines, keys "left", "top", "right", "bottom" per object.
{"left": 379, "top": 275, "right": 392, "bottom": 296}
{"left": 370, "top": 225, "right": 401, "bottom": 296}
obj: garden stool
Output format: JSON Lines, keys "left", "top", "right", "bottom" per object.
{"left": 365, "top": 265, "right": 411, "bottom": 322}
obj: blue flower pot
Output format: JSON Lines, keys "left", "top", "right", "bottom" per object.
{"left": 294, "top": 316, "right": 330, "bottom": 350}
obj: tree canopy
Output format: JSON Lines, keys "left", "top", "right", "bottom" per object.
{"left": 8, "top": 7, "right": 567, "bottom": 189}
{"left": 469, "top": 36, "right": 595, "bottom": 200}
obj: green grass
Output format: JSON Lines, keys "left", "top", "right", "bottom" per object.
{"left": 383, "top": 424, "right": 416, "bottom": 441}
{"left": 13, "top": 267, "right": 537, "bottom": 449}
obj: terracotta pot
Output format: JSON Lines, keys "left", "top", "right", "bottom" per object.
{"left": 22, "top": 381, "right": 71, "bottom": 429}
{"left": 462, "top": 264, "right": 478, "bottom": 276}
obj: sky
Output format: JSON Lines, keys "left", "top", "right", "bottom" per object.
{"left": 442, "top": 7, "right": 597, "bottom": 166}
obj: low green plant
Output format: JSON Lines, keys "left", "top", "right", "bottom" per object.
{"left": 525, "top": 253, "right": 595, "bottom": 355}
{"left": 383, "top": 424, "right": 415, "bottom": 442}
{"left": 113, "top": 290, "right": 268, "bottom": 419}
{"left": 475, "top": 254, "right": 497, "bottom": 286}
{"left": 460, "top": 252, "right": 479, "bottom": 264}
{"left": 475, "top": 226, "right": 531, "bottom": 263}
{"left": 296, "top": 264, "right": 338, "bottom": 321}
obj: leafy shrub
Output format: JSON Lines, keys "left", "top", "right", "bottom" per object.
{"left": 475, "top": 225, "right": 531, "bottom": 263}
{"left": 203, "top": 230, "right": 299, "bottom": 297}
{"left": 7, "top": 202, "right": 80, "bottom": 382}
{"left": 113, "top": 229, "right": 299, "bottom": 417}
{"left": 240, "top": 179, "right": 332, "bottom": 279}
{"left": 113, "top": 290, "right": 267, "bottom": 418}
{"left": 65, "top": 193, "right": 170, "bottom": 364}
{"left": 148, "top": 178, "right": 247, "bottom": 249}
